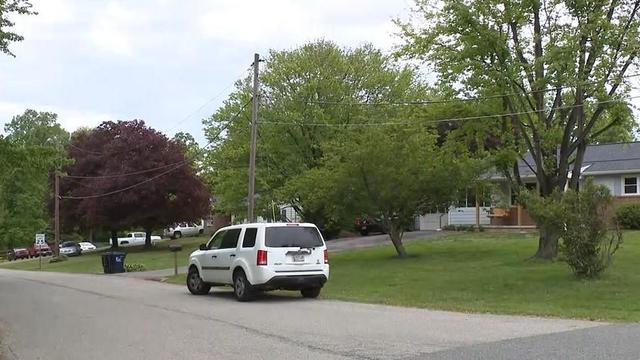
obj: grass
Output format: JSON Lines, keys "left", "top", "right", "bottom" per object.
{"left": 0, "top": 236, "right": 208, "bottom": 273}
{"left": 320, "top": 231, "right": 640, "bottom": 322}
{"left": 168, "top": 231, "right": 640, "bottom": 322}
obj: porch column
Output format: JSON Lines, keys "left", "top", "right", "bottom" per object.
{"left": 517, "top": 205, "right": 522, "bottom": 226}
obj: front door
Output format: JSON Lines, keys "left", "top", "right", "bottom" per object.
{"left": 199, "top": 230, "right": 226, "bottom": 282}
{"left": 210, "top": 228, "right": 241, "bottom": 284}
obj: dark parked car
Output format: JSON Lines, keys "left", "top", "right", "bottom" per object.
{"left": 355, "top": 217, "right": 385, "bottom": 236}
{"left": 7, "top": 248, "right": 30, "bottom": 261}
{"left": 59, "top": 241, "right": 82, "bottom": 256}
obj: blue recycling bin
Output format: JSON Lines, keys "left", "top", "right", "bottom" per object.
{"left": 101, "top": 252, "right": 127, "bottom": 273}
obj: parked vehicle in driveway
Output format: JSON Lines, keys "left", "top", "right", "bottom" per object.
{"left": 78, "top": 242, "right": 97, "bottom": 252}
{"left": 112, "top": 232, "right": 161, "bottom": 247}
{"left": 7, "top": 248, "right": 30, "bottom": 261}
{"left": 59, "top": 241, "right": 82, "bottom": 256}
{"left": 28, "top": 243, "right": 52, "bottom": 257}
{"left": 355, "top": 217, "right": 385, "bottom": 236}
{"left": 165, "top": 221, "right": 204, "bottom": 239}
{"left": 186, "top": 223, "right": 329, "bottom": 301}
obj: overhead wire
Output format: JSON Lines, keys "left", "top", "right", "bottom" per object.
{"left": 67, "top": 66, "right": 252, "bottom": 156}
{"left": 300, "top": 72, "right": 640, "bottom": 106}
{"left": 60, "top": 99, "right": 251, "bottom": 199}
{"left": 258, "top": 94, "right": 640, "bottom": 127}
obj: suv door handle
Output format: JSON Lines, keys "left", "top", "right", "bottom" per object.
{"left": 211, "top": 255, "right": 217, "bottom": 259}
{"left": 229, "top": 254, "right": 236, "bottom": 257}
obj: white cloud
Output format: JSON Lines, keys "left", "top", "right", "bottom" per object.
{"left": 87, "top": 1, "right": 140, "bottom": 57}
{"left": 198, "top": 0, "right": 407, "bottom": 50}
{"left": 0, "top": 102, "right": 114, "bottom": 134}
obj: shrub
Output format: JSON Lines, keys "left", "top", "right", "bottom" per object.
{"left": 615, "top": 203, "right": 640, "bottom": 229}
{"left": 442, "top": 224, "right": 484, "bottom": 232}
{"left": 124, "top": 263, "right": 146, "bottom": 272}
{"left": 560, "top": 180, "right": 622, "bottom": 279}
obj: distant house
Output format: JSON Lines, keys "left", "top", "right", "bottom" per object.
{"left": 418, "top": 142, "right": 640, "bottom": 230}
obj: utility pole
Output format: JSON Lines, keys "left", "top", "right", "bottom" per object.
{"left": 54, "top": 172, "right": 60, "bottom": 257}
{"left": 248, "top": 53, "right": 259, "bottom": 223}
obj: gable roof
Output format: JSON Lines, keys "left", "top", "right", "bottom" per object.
{"left": 516, "top": 142, "right": 640, "bottom": 178}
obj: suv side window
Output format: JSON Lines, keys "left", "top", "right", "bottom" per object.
{"left": 207, "top": 231, "right": 226, "bottom": 249}
{"left": 220, "top": 229, "right": 241, "bottom": 249}
{"left": 242, "top": 228, "right": 258, "bottom": 248}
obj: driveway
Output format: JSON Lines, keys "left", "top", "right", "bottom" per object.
{"left": 2, "top": 269, "right": 636, "bottom": 360}
{"left": 327, "top": 230, "right": 440, "bottom": 252}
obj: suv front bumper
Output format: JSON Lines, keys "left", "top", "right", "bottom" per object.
{"left": 257, "top": 274, "right": 327, "bottom": 291}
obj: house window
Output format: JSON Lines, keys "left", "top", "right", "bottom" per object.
{"left": 624, "top": 177, "right": 638, "bottom": 194}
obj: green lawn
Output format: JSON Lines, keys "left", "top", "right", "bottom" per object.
{"left": 168, "top": 231, "right": 640, "bottom": 322}
{"left": 0, "top": 236, "right": 208, "bottom": 273}
{"left": 323, "top": 231, "right": 640, "bottom": 321}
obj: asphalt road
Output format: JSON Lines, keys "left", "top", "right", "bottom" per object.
{"left": 2, "top": 270, "right": 636, "bottom": 360}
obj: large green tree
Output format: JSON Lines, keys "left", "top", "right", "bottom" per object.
{"left": 203, "top": 40, "right": 429, "bottom": 234}
{"left": 399, "top": 0, "right": 640, "bottom": 259}
{"left": 0, "top": 110, "right": 68, "bottom": 248}
{"left": 287, "top": 125, "right": 476, "bottom": 257}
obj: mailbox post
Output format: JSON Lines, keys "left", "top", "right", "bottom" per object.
{"left": 169, "top": 243, "right": 182, "bottom": 276}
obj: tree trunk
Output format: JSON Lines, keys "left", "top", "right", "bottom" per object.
{"left": 389, "top": 225, "right": 408, "bottom": 258}
{"left": 533, "top": 223, "right": 559, "bottom": 260}
{"left": 144, "top": 229, "right": 152, "bottom": 249}
{"left": 110, "top": 230, "right": 119, "bottom": 249}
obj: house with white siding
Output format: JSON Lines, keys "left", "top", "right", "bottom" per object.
{"left": 418, "top": 142, "right": 640, "bottom": 230}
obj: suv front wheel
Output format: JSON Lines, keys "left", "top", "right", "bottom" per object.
{"left": 187, "top": 267, "right": 211, "bottom": 295}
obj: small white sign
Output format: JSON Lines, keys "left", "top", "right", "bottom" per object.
{"left": 35, "top": 233, "right": 46, "bottom": 245}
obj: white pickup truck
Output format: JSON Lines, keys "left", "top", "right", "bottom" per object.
{"left": 112, "top": 232, "right": 162, "bottom": 247}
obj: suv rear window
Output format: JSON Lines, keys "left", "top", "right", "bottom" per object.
{"left": 265, "top": 227, "right": 323, "bottom": 248}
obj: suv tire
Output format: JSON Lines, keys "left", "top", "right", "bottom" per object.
{"left": 173, "top": 231, "right": 182, "bottom": 239}
{"left": 301, "top": 287, "right": 321, "bottom": 298}
{"left": 233, "top": 270, "right": 255, "bottom": 302}
{"left": 187, "top": 266, "right": 211, "bottom": 295}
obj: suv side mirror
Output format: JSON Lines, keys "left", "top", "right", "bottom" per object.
{"left": 199, "top": 244, "right": 207, "bottom": 251}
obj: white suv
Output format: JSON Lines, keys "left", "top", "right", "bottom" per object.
{"left": 186, "top": 223, "right": 329, "bottom": 301}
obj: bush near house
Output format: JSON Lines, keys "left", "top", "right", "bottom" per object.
{"left": 615, "top": 204, "right": 640, "bottom": 229}
{"left": 442, "top": 224, "right": 484, "bottom": 232}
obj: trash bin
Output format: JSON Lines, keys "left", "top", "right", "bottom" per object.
{"left": 101, "top": 252, "right": 127, "bottom": 274}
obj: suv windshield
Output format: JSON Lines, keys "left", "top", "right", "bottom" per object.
{"left": 265, "top": 226, "right": 323, "bottom": 248}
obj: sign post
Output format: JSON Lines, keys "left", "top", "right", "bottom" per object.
{"left": 35, "top": 234, "right": 45, "bottom": 270}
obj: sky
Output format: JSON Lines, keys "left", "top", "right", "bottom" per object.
{"left": 0, "top": 0, "right": 413, "bottom": 143}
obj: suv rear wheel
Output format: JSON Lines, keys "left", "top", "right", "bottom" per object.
{"left": 233, "top": 270, "right": 255, "bottom": 302}
{"left": 187, "top": 266, "right": 210, "bottom": 295}
{"left": 301, "top": 287, "right": 321, "bottom": 298}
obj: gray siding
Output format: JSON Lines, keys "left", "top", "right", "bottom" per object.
{"left": 590, "top": 175, "right": 618, "bottom": 195}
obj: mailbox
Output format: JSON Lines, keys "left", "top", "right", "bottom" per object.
{"left": 169, "top": 243, "right": 182, "bottom": 252}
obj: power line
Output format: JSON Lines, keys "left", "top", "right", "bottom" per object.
{"left": 68, "top": 67, "right": 251, "bottom": 156}
{"left": 60, "top": 99, "right": 251, "bottom": 199}
{"left": 64, "top": 160, "right": 189, "bottom": 179}
{"left": 258, "top": 95, "right": 640, "bottom": 127}
{"left": 301, "top": 73, "right": 640, "bottom": 106}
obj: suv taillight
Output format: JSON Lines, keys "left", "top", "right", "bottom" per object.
{"left": 324, "top": 249, "right": 329, "bottom": 264}
{"left": 257, "top": 250, "right": 268, "bottom": 266}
